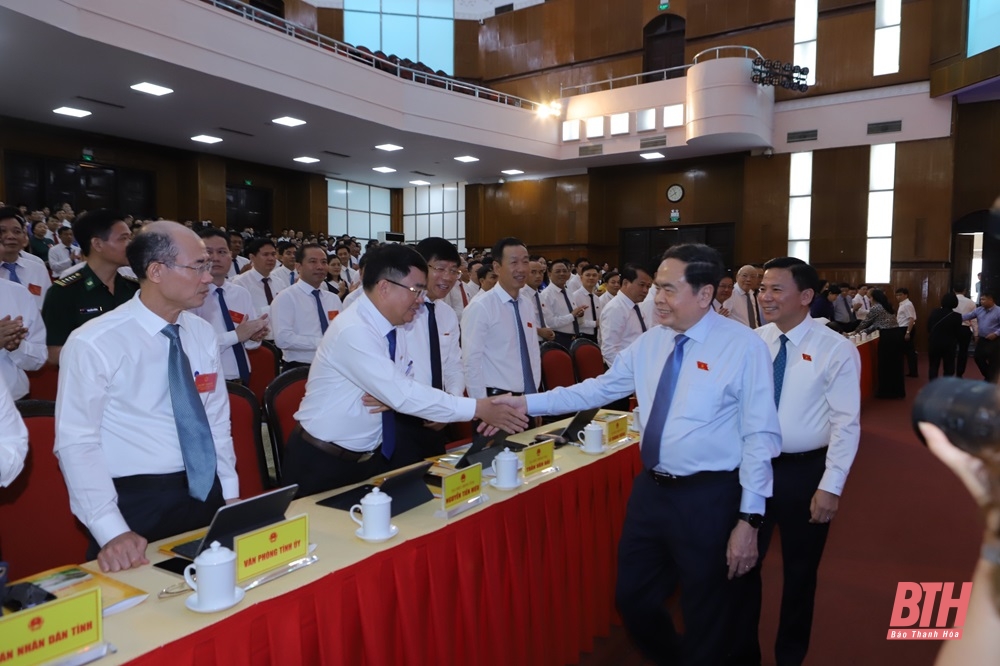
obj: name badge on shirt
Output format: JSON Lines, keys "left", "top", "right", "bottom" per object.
{"left": 229, "top": 310, "right": 246, "bottom": 324}
{"left": 194, "top": 372, "right": 218, "bottom": 393}
{"left": 28, "top": 283, "right": 42, "bottom": 296}
{"left": 327, "top": 310, "right": 338, "bottom": 321}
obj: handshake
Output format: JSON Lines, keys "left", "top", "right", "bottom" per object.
{"left": 474, "top": 394, "right": 530, "bottom": 436}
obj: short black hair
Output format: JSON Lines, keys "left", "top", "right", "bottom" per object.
{"left": 415, "top": 237, "right": 459, "bottom": 265}
{"left": 550, "top": 258, "right": 572, "bottom": 271}
{"left": 762, "top": 256, "right": 820, "bottom": 294}
{"left": 476, "top": 264, "right": 494, "bottom": 281}
{"left": 296, "top": 243, "right": 325, "bottom": 263}
{"left": 982, "top": 289, "right": 995, "bottom": 300}
{"left": 579, "top": 263, "right": 600, "bottom": 276}
{"left": 362, "top": 244, "right": 427, "bottom": 291}
{"left": 72, "top": 209, "right": 125, "bottom": 256}
{"left": 953, "top": 285, "right": 967, "bottom": 293}
{"left": 198, "top": 227, "right": 229, "bottom": 246}
{"left": 574, "top": 257, "right": 589, "bottom": 266}
{"left": 468, "top": 259, "right": 483, "bottom": 272}
{"left": 127, "top": 225, "right": 178, "bottom": 280}
{"left": 660, "top": 244, "right": 724, "bottom": 296}
{"left": 828, "top": 284, "right": 842, "bottom": 295}
{"left": 246, "top": 238, "right": 276, "bottom": 256}
{"left": 604, "top": 271, "right": 620, "bottom": 283}
{"left": 0, "top": 206, "right": 23, "bottom": 226}
{"left": 895, "top": 287, "right": 909, "bottom": 296}
{"left": 277, "top": 240, "right": 295, "bottom": 255}
{"left": 491, "top": 237, "right": 526, "bottom": 264}
{"left": 620, "top": 263, "right": 650, "bottom": 284}
{"left": 58, "top": 226, "right": 73, "bottom": 237}
{"left": 335, "top": 243, "right": 351, "bottom": 254}
{"left": 940, "top": 293, "right": 959, "bottom": 309}
{"left": 228, "top": 230, "right": 242, "bottom": 240}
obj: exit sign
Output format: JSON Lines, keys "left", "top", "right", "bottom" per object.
{"left": 659, "top": 1, "right": 670, "bottom": 8}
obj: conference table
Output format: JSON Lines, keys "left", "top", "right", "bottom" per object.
{"left": 93, "top": 414, "right": 642, "bottom": 666}
{"left": 855, "top": 336, "right": 879, "bottom": 400}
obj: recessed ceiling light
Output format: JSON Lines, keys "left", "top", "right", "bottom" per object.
{"left": 372, "top": 166, "right": 397, "bottom": 174}
{"left": 376, "top": 144, "right": 403, "bottom": 152}
{"left": 130, "top": 82, "right": 173, "bottom": 96}
{"left": 454, "top": 155, "right": 479, "bottom": 163}
{"left": 501, "top": 169, "right": 524, "bottom": 175}
{"left": 640, "top": 152, "right": 665, "bottom": 160}
{"left": 409, "top": 180, "right": 430, "bottom": 186}
{"left": 272, "top": 116, "right": 306, "bottom": 127}
{"left": 191, "top": 135, "right": 223, "bottom": 144}
{"left": 53, "top": 107, "right": 91, "bottom": 118}
{"left": 293, "top": 156, "right": 320, "bottom": 164}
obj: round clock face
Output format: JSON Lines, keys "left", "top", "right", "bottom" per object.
{"left": 667, "top": 184, "right": 684, "bottom": 202}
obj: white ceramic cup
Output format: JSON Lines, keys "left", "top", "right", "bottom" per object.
{"left": 578, "top": 422, "right": 605, "bottom": 453}
{"left": 350, "top": 487, "right": 392, "bottom": 539}
{"left": 491, "top": 447, "right": 520, "bottom": 487}
{"left": 632, "top": 406, "right": 641, "bottom": 432}
{"left": 184, "top": 541, "right": 236, "bottom": 609}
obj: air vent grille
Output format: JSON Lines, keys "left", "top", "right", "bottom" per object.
{"left": 218, "top": 127, "right": 254, "bottom": 137}
{"left": 787, "top": 129, "right": 818, "bottom": 143}
{"left": 322, "top": 150, "right": 351, "bottom": 158}
{"left": 639, "top": 136, "right": 667, "bottom": 149}
{"left": 75, "top": 96, "right": 125, "bottom": 109}
{"left": 867, "top": 120, "right": 902, "bottom": 135}
{"left": 579, "top": 144, "right": 603, "bottom": 157}
{"left": 411, "top": 170, "right": 436, "bottom": 177}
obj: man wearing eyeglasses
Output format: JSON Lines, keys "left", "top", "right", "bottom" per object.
{"left": 283, "top": 243, "right": 528, "bottom": 497}
{"left": 55, "top": 221, "right": 239, "bottom": 573}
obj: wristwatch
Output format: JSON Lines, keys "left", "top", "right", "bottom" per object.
{"left": 738, "top": 512, "right": 764, "bottom": 529}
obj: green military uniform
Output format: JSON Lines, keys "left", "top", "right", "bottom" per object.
{"left": 42, "top": 264, "right": 139, "bottom": 346}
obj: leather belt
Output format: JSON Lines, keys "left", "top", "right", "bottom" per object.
{"left": 295, "top": 425, "right": 377, "bottom": 463}
{"left": 486, "top": 387, "right": 524, "bottom": 397}
{"left": 647, "top": 468, "right": 738, "bottom": 487}
{"left": 775, "top": 446, "right": 828, "bottom": 462}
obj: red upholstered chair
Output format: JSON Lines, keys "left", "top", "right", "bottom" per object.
{"left": 570, "top": 338, "right": 606, "bottom": 382}
{"left": 0, "top": 401, "right": 90, "bottom": 578}
{"left": 227, "top": 381, "right": 271, "bottom": 497}
{"left": 263, "top": 366, "right": 310, "bottom": 483}
{"left": 247, "top": 340, "right": 280, "bottom": 406}
{"left": 26, "top": 364, "right": 59, "bottom": 401}
{"left": 540, "top": 341, "right": 576, "bottom": 390}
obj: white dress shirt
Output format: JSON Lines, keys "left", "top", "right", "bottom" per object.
{"left": 572, "top": 286, "right": 602, "bottom": 337}
{"left": 956, "top": 293, "right": 977, "bottom": 334}
{"left": 226, "top": 255, "right": 250, "bottom": 279}
{"left": 272, "top": 264, "right": 296, "bottom": 286}
{"left": 599, "top": 291, "right": 648, "bottom": 368}
{"left": 47, "top": 242, "right": 80, "bottom": 275}
{"left": 0, "top": 279, "right": 47, "bottom": 399}
{"left": 540, "top": 283, "right": 578, "bottom": 335}
{"left": 465, "top": 281, "right": 480, "bottom": 298}
{"left": 723, "top": 283, "right": 763, "bottom": 329}
{"left": 0, "top": 254, "right": 51, "bottom": 309}
{"left": 598, "top": 290, "right": 615, "bottom": 308}
{"left": 295, "top": 294, "right": 476, "bottom": 450}
{"left": 341, "top": 286, "right": 363, "bottom": 311}
{"left": 232, "top": 268, "right": 288, "bottom": 319}
{"left": 566, "top": 273, "right": 582, "bottom": 294}
{"left": 54, "top": 294, "right": 238, "bottom": 547}
{"left": 461, "top": 285, "right": 542, "bottom": 398}
{"left": 189, "top": 281, "right": 261, "bottom": 381}
{"left": 896, "top": 298, "right": 916, "bottom": 328}
{"left": 340, "top": 264, "right": 360, "bottom": 288}
{"left": 271, "top": 280, "right": 342, "bottom": 364}
{"left": 853, "top": 293, "right": 871, "bottom": 319}
{"left": 526, "top": 309, "right": 780, "bottom": 514}
{"left": 0, "top": 375, "right": 29, "bottom": 487}
{"left": 403, "top": 296, "right": 465, "bottom": 396}
{"left": 756, "top": 317, "right": 861, "bottom": 496}
{"left": 444, "top": 280, "right": 469, "bottom": 320}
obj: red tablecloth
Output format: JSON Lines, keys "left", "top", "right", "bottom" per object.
{"left": 130, "top": 445, "right": 643, "bottom": 666}
{"left": 858, "top": 339, "right": 879, "bottom": 401}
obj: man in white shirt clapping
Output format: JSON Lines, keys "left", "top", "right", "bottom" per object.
{"left": 271, "top": 244, "right": 342, "bottom": 371}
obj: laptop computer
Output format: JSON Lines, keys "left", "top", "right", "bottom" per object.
{"left": 170, "top": 484, "right": 299, "bottom": 560}
{"left": 535, "top": 409, "right": 601, "bottom": 447}
{"left": 316, "top": 462, "right": 434, "bottom": 517}
{"left": 456, "top": 430, "right": 526, "bottom": 469}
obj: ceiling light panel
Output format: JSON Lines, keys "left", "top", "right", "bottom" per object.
{"left": 501, "top": 169, "right": 524, "bottom": 175}
{"left": 376, "top": 144, "right": 403, "bottom": 151}
{"left": 53, "top": 107, "right": 91, "bottom": 118}
{"left": 130, "top": 82, "right": 173, "bottom": 96}
{"left": 454, "top": 155, "right": 479, "bottom": 163}
{"left": 293, "top": 156, "right": 320, "bottom": 163}
{"left": 640, "top": 152, "right": 665, "bottom": 159}
{"left": 372, "top": 166, "right": 397, "bottom": 173}
{"left": 272, "top": 116, "right": 306, "bottom": 127}
{"left": 409, "top": 180, "right": 430, "bottom": 186}
{"left": 191, "top": 135, "right": 223, "bottom": 144}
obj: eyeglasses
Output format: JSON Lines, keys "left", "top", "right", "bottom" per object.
{"left": 429, "top": 264, "right": 461, "bottom": 277}
{"left": 384, "top": 278, "right": 426, "bottom": 299}
{"left": 167, "top": 261, "right": 213, "bottom": 275}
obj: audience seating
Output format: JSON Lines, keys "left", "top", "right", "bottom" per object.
{"left": 570, "top": 338, "right": 606, "bottom": 382}
{"left": 26, "top": 365, "right": 59, "bottom": 401}
{"left": 263, "top": 366, "right": 310, "bottom": 482}
{"left": 540, "top": 341, "right": 576, "bottom": 390}
{"left": 0, "top": 401, "right": 90, "bottom": 578}
{"left": 247, "top": 340, "right": 281, "bottom": 406}
{"left": 227, "top": 381, "right": 272, "bottom": 495}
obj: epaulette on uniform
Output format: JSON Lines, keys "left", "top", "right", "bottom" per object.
{"left": 121, "top": 273, "right": 139, "bottom": 283}
{"left": 53, "top": 271, "right": 84, "bottom": 287}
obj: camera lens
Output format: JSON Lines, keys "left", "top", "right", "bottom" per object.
{"left": 912, "top": 378, "right": 1000, "bottom": 454}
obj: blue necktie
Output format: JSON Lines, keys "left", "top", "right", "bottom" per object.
{"left": 634, "top": 304, "right": 647, "bottom": 332}
{"left": 511, "top": 300, "right": 536, "bottom": 394}
{"left": 641, "top": 334, "right": 689, "bottom": 470}
{"left": 773, "top": 334, "right": 789, "bottom": 408}
{"left": 534, "top": 293, "right": 546, "bottom": 327}
{"left": 561, "top": 288, "right": 580, "bottom": 335}
{"left": 2, "top": 262, "right": 21, "bottom": 284}
{"left": 312, "top": 289, "right": 329, "bottom": 334}
{"left": 382, "top": 329, "right": 397, "bottom": 460}
{"left": 160, "top": 324, "right": 217, "bottom": 501}
{"left": 290, "top": 271, "right": 297, "bottom": 285}
{"left": 216, "top": 287, "right": 251, "bottom": 384}
{"left": 425, "top": 302, "right": 443, "bottom": 390}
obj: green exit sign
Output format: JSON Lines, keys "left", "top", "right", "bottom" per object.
{"left": 659, "top": 1, "right": 670, "bottom": 8}
{"left": 244, "top": 179, "right": 253, "bottom": 186}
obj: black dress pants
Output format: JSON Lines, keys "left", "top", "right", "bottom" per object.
{"left": 974, "top": 337, "right": 1000, "bottom": 382}
{"left": 281, "top": 427, "right": 389, "bottom": 498}
{"left": 928, "top": 344, "right": 956, "bottom": 380}
{"left": 615, "top": 470, "right": 741, "bottom": 666}
{"left": 388, "top": 414, "right": 449, "bottom": 470}
{"left": 903, "top": 328, "right": 918, "bottom": 376}
{"left": 956, "top": 326, "right": 973, "bottom": 377}
{"left": 86, "top": 473, "right": 224, "bottom": 560}
{"left": 729, "top": 452, "right": 831, "bottom": 666}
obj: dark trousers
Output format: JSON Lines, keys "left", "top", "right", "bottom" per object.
{"left": 577, "top": 332, "right": 598, "bottom": 343}
{"left": 956, "top": 326, "right": 973, "bottom": 378}
{"left": 281, "top": 426, "right": 389, "bottom": 498}
{"left": 729, "top": 452, "right": 831, "bottom": 666}
{"left": 903, "top": 328, "right": 918, "bottom": 376}
{"left": 616, "top": 470, "right": 741, "bottom": 666}
{"left": 928, "top": 344, "right": 957, "bottom": 380}
{"left": 552, "top": 331, "right": 575, "bottom": 350}
{"left": 281, "top": 360, "right": 311, "bottom": 374}
{"left": 974, "top": 337, "right": 1000, "bottom": 382}
{"left": 85, "top": 473, "right": 224, "bottom": 560}
{"left": 389, "top": 414, "right": 449, "bottom": 470}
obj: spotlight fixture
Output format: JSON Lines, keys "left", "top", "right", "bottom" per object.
{"left": 751, "top": 57, "right": 809, "bottom": 93}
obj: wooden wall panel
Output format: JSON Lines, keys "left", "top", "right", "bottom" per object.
{"left": 741, "top": 153, "right": 791, "bottom": 264}
{"left": 198, "top": 155, "right": 227, "bottom": 225}
{"left": 283, "top": 0, "right": 317, "bottom": 32}
{"left": 810, "top": 146, "right": 869, "bottom": 266}
{"left": 892, "top": 138, "right": 953, "bottom": 262}
{"left": 953, "top": 101, "right": 1000, "bottom": 221}
{"left": 316, "top": 8, "right": 343, "bottom": 43}
{"left": 454, "top": 20, "right": 481, "bottom": 80}
{"left": 684, "top": 0, "right": 794, "bottom": 40}
{"left": 891, "top": 267, "right": 952, "bottom": 343}
{"left": 930, "top": 0, "right": 965, "bottom": 65}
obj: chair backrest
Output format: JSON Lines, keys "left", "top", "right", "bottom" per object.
{"left": 0, "top": 401, "right": 91, "bottom": 578}
{"left": 570, "top": 337, "right": 606, "bottom": 381}
{"left": 540, "top": 341, "right": 576, "bottom": 390}
{"left": 247, "top": 340, "right": 280, "bottom": 406}
{"left": 263, "top": 366, "right": 310, "bottom": 481}
{"left": 226, "top": 381, "right": 271, "bottom": 497}
{"left": 26, "top": 365, "right": 59, "bottom": 401}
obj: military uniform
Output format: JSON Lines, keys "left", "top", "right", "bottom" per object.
{"left": 42, "top": 265, "right": 139, "bottom": 346}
